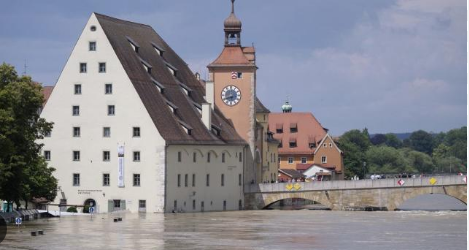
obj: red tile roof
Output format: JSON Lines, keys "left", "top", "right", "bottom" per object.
{"left": 42, "top": 86, "right": 54, "bottom": 106}
{"left": 208, "top": 46, "right": 254, "bottom": 67}
{"left": 268, "top": 112, "right": 327, "bottom": 155}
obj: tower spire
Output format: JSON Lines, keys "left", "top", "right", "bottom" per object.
{"left": 231, "top": 0, "right": 235, "bottom": 13}
{"left": 224, "top": 0, "right": 242, "bottom": 46}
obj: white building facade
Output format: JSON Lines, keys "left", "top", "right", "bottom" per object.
{"left": 39, "top": 13, "right": 246, "bottom": 213}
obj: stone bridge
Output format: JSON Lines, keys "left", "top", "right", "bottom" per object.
{"left": 244, "top": 175, "right": 467, "bottom": 211}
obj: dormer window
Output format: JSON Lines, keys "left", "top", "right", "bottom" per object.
{"left": 165, "top": 99, "right": 178, "bottom": 114}
{"left": 139, "top": 58, "right": 152, "bottom": 74}
{"left": 290, "top": 123, "right": 298, "bottom": 133}
{"left": 151, "top": 77, "right": 165, "bottom": 93}
{"left": 151, "top": 42, "right": 165, "bottom": 56}
{"left": 166, "top": 63, "right": 177, "bottom": 76}
{"left": 179, "top": 121, "right": 192, "bottom": 135}
{"left": 211, "top": 125, "right": 222, "bottom": 136}
{"left": 126, "top": 36, "right": 140, "bottom": 53}
{"left": 276, "top": 124, "right": 283, "bottom": 133}
{"left": 289, "top": 138, "right": 297, "bottom": 148}
{"left": 178, "top": 81, "right": 192, "bottom": 96}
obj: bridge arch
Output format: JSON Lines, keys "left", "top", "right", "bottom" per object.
{"left": 260, "top": 191, "right": 332, "bottom": 210}
{"left": 390, "top": 186, "right": 467, "bottom": 211}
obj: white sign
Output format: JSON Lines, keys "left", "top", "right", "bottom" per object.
{"left": 397, "top": 179, "right": 405, "bottom": 186}
{"left": 15, "top": 217, "right": 22, "bottom": 225}
{"left": 118, "top": 145, "right": 125, "bottom": 187}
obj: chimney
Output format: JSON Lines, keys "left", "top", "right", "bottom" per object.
{"left": 205, "top": 81, "right": 214, "bottom": 110}
{"left": 202, "top": 103, "right": 212, "bottom": 130}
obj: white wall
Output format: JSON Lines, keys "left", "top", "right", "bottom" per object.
{"left": 39, "top": 13, "right": 166, "bottom": 213}
{"left": 166, "top": 145, "right": 245, "bottom": 212}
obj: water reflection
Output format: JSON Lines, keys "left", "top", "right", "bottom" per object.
{"left": 0, "top": 210, "right": 466, "bottom": 250}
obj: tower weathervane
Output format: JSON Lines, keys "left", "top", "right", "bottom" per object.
{"left": 231, "top": 0, "right": 235, "bottom": 13}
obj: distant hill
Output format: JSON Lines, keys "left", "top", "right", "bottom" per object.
{"left": 391, "top": 133, "right": 412, "bottom": 140}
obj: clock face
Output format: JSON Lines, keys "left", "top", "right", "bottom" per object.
{"left": 221, "top": 85, "right": 241, "bottom": 106}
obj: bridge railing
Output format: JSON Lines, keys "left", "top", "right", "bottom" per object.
{"left": 245, "top": 175, "right": 466, "bottom": 193}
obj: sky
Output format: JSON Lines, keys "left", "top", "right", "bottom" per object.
{"left": 0, "top": 0, "right": 466, "bottom": 135}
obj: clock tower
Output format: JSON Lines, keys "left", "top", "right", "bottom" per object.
{"left": 207, "top": 0, "right": 258, "bottom": 183}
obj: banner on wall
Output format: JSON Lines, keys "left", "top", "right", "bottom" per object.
{"left": 118, "top": 145, "right": 125, "bottom": 187}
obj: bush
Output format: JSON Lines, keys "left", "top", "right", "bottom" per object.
{"left": 67, "top": 206, "right": 78, "bottom": 213}
{"left": 83, "top": 205, "right": 90, "bottom": 213}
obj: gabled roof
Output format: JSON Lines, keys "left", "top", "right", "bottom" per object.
{"left": 95, "top": 13, "right": 245, "bottom": 145}
{"left": 268, "top": 112, "right": 327, "bottom": 155}
{"left": 279, "top": 169, "right": 304, "bottom": 179}
{"left": 314, "top": 133, "right": 343, "bottom": 155}
{"left": 255, "top": 97, "right": 270, "bottom": 113}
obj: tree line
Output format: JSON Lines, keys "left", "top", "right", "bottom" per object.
{"left": 338, "top": 127, "right": 467, "bottom": 179}
{"left": 0, "top": 63, "right": 57, "bottom": 210}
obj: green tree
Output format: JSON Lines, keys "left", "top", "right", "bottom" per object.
{"left": 384, "top": 133, "right": 402, "bottom": 148}
{"left": 365, "top": 146, "right": 413, "bottom": 174}
{"left": 405, "top": 150, "right": 435, "bottom": 174}
{"left": 0, "top": 63, "right": 56, "bottom": 209}
{"left": 339, "top": 129, "right": 371, "bottom": 178}
{"left": 407, "top": 130, "right": 434, "bottom": 154}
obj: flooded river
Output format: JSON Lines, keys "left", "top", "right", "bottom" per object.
{"left": 1, "top": 210, "right": 466, "bottom": 250}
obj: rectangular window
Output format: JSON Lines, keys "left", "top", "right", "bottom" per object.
{"left": 321, "top": 156, "right": 327, "bottom": 164}
{"left": 207, "top": 152, "right": 211, "bottom": 163}
{"left": 103, "top": 173, "right": 110, "bottom": 186}
{"left": 133, "top": 174, "right": 140, "bottom": 186}
{"left": 221, "top": 174, "right": 224, "bottom": 187}
{"left": 239, "top": 174, "right": 242, "bottom": 186}
{"left": 237, "top": 72, "right": 243, "bottom": 78}
{"left": 301, "top": 157, "right": 307, "bottom": 164}
{"left": 177, "top": 174, "right": 181, "bottom": 187}
{"left": 73, "top": 127, "right": 80, "bottom": 137}
{"left": 99, "top": 62, "right": 106, "bottom": 73}
{"left": 105, "top": 83, "right": 113, "bottom": 94}
{"left": 192, "top": 174, "right": 195, "bottom": 187}
{"left": 222, "top": 153, "right": 225, "bottom": 163}
{"left": 79, "top": 63, "right": 87, "bottom": 73}
{"left": 74, "top": 84, "right": 81, "bottom": 94}
{"left": 289, "top": 141, "right": 297, "bottom": 148}
{"left": 133, "top": 151, "right": 140, "bottom": 162}
{"left": 108, "top": 105, "right": 115, "bottom": 116}
{"left": 73, "top": 151, "right": 80, "bottom": 161}
{"left": 223, "top": 200, "right": 227, "bottom": 211}
{"left": 239, "top": 152, "right": 242, "bottom": 162}
{"left": 193, "top": 152, "right": 196, "bottom": 162}
{"left": 206, "top": 174, "right": 210, "bottom": 187}
{"left": 139, "top": 200, "right": 146, "bottom": 209}
{"left": 72, "top": 106, "right": 80, "bottom": 116}
{"left": 192, "top": 200, "right": 196, "bottom": 210}
{"left": 44, "top": 150, "right": 51, "bottom": 161}
{"left": 174, "top": 200, "right": 177, "bottom": 210}
{"left": 89, "top": 41, "right": 96, "bottom": 51}
{"left": 133, "top": 127, "right": 140, "bottom": 137}
{"left": 177, "top": 152, "right": 182, "bottom": 162}
{"left": 288, "top": 157, "right": 293, "bottom": 164}
{"left": 103, "top": 151, "right": 110, "bottom": 161}
{"left": 184, "top": 174, "right": 188, "bottom": 187}
{"left": 73, "top": 173, "right": 80, "bottom": 186}
{"left": 103, "top": 127, "right": 111, "bottom": 137}
{"left": 114, "top": 200, "right": 121, "bottom": 208}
